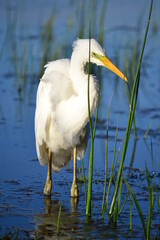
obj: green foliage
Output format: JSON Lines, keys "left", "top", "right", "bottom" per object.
{"left": 57, "top": 204, "right": 62, "bottom": 236}
{"left": 86, "top": 23, "right": 101, "bottom": 216}
{"left": 101, "top": 95, "right": 112, "bottom": 217}
{"left": 124, "top": 165, "right": 154, "bottom": 240}
{"left": 86, "top": 24, "right": 93, "bottom": 217}
{"left": 101, "top": 109, "right": 120, "bottom": 220}
{"left": 82, "top": 158, "right": 87, "bottom": 206}
{"left": 124, "top": 178, "right": 147, "bottom": 239}
{"left": 108, "top": 0, "right": 153, "bottom": 219}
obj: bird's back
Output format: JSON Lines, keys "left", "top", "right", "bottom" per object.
{"left": 42, "top": 59, "right": 74, "bottom": 106}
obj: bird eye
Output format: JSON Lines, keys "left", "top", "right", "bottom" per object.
{"left": 92, "top": 52, "right": 96, "bottom": 57}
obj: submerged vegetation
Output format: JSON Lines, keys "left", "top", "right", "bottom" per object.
{"left": 0, "top": 0, "right": 160, "bottom": 239}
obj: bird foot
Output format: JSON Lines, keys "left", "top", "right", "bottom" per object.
{"left": 43, "top": 179, "right": 52, "bottom": 196}
{"left": 71, "top": 181, "right": 78, "bottom": 197}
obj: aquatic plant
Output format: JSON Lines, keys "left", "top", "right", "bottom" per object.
{"left": 108, "top": 0, "right": 153, "bottom": 220}
{"left": 86, "top": 24, "right": 101, "bottom": 216}
{"left": 57, "top": 204, "right": 62, "bottom": 236}
{"left": 101, "top": 94, "right": 112, "bottom": 215}
{"left": 124, "top": 166, "right": 154, "bottom": 240}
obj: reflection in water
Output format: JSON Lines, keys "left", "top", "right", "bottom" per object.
{"left": 43, "top": 196, "right": 52, "bottom": 214}
{"left": 129, "top": 139, "right": 137, "bottom": 168}
{"left": 70, "top": 197, "right": 78, "bottom": 213}
{"left": 33, "top": 196, "right": 80, "bottom": 239}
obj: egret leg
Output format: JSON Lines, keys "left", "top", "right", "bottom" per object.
{"left": 71, "top": 147, "right": 78, "bottom": 197}
{"left": 43, "top": 148, "right": 52, "bottom": 196}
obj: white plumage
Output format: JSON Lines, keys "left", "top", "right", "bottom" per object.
{"left": 35, "top": 39, "right": 127, "bottom": 196}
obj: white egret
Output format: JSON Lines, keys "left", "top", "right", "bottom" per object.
{"left": 35, "top": 39, "right": 127, "bottom": 197}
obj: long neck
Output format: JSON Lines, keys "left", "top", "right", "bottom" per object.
{"left": 70, "top": 51, "right": 87, "bottom": 92}
{"left": 70, "top": 51, "right": 98, "bottom": 116}
{"left": 54, "top": 51, "right": 98, "bottom": 145}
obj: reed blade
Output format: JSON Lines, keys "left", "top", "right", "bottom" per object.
{"left": 109, "top": 0, "right": 153, "bottom": 217}
{"left": 124, "top": 178, "right": 147, "bottom": 239}
{"left": 86, "top": 22, "right": 94, "bottom": 216}
{"left": 57, "top": 204, "right": 62, "bottom": 236}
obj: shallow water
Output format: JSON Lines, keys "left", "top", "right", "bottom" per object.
{"left": 0, "top": 168, "right": 160, "bottom": 239}
{"left": 0, "top": 0, "right": 160, "bottom": 239}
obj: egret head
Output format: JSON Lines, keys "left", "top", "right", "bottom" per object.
{"left": 90, "top": 39, "right": 128, "bottom": 82}
{"left": 72, "top": 38, "right": 128, "bottom": 82}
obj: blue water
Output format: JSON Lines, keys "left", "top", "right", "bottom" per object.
{"left": 0, "top": 0, "right": 160, "bottom": 238}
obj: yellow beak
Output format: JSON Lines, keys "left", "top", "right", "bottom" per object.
{"left": 94, "top": 54, "right": 128, "bottom": 82}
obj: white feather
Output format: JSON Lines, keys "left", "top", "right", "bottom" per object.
{"left": 35, "top": 39, "right": 106, "bottom": 172}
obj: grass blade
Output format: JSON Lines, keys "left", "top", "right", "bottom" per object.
{"left": 86, "top": 24, "right": 93, "bottom": 216}
{"left": 124, "top": 178, "right": 147, "bottom": 239}
{"left": 146, "top": 165, "right": 154, "bottom": 239}
{"left": 147, "top": 186, "right": 153, "bottom": 239}
{"left": 101, "top": 113, "right": 120, "bottom": 220}
{"left": 82, "top": 158, "right": 87, "bottom": 206}
{"left": 109, "top": 0, "right": 153, "bottom": 217}
{"left": 129, "top": 194, "right": 132, "bottom": 231}
{"left": 154, "top": 173, "right": 160, "bottom": 227}
{"left": 147, "top": 137, "right": 160, "bottom": 235}
{"left": 114, "top": 172, "right": 122, "bottom": 223}
{"left": 155, "top": 186, "right": 160, "bottom": 226}
{"left": 57, "top": 204, "right": 62, "bottom": 236}
{"left": 101, "top": 94, "right": 112, "bottom": 216}
{"left": 118, "top": 193, "right": 129, "bottom": 216}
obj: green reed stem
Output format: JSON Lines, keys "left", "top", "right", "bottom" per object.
{"left": 151, "top": 150, "right": 160, "bottom": 226}
{"left": 125, "top": 165, "right": 154, "bottom": 240}
{"left": 129, "top": 194, "right": 132, "bottom": 231}
{"left": 146, "top": 166, "right": 154, "bottom": 239}
{"left": 155, "top": 181, "right": 160, "bottom": 227}
{"left": 148, "top": 138, "right": 160, "bottom": 232}
{"left": 101, "top": 94, "right": 112, "bottom": 215}
{"left": 57, "top": 204, "right": 61, "bottom": 236}
{"left": 114, "top": 170, "right": 122, "bottom": 223}
{"left": 109, "top": 0, "right": 153, "bottom": 217}
{"left": 86, "top": 23, "right": 94, "bottom": 216}
{"left": 86, "top": 22, "right": 101, "bottom": 216}
{"left": 124, "top": 178, "right": 147, "bottom": 239}
{"left": 118, "top": 193, "right": 129, "bottom": 216}
{"left": 101, "top": 113, "right": 120, "bottom": 220}
{"left": 82, "top": 158, "right": 87, "bottom": 206}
